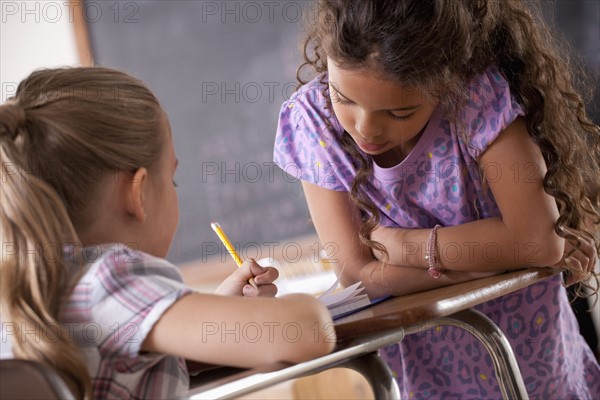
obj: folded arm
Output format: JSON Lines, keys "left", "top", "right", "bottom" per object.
{"left": 301, "top": 118, "right": 569, "bottom": 298}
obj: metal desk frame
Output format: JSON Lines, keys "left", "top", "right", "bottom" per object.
{"left": 182, "top": 268, "right": 558, "bottom": 400}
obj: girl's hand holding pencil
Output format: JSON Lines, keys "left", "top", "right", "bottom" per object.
{"left": 211, "top": 222, "right": 279, "bottom": 297}
{"left": 215, "top": 259, "right": 279, "bottom": 297}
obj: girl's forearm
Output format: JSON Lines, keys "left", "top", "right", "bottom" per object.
{"left": 376, "top": 217, "right": 563, "bottom": 272}
{"left": 357, "top": 260, "right": 500, "bottom": 298}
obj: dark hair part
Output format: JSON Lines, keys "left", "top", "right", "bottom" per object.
{"left": 0, "top": 67, "right": 165, "bottom": 398}
{"left": 298, "top": 0, "right": 600, "bottom": 286}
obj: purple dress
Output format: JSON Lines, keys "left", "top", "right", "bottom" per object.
{"left": 274, "top": 68, "right": 600, "bottom": 399}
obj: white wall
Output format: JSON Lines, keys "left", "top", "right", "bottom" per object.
{"left": 0, "top": 0, "right": 80, "bottom": 103}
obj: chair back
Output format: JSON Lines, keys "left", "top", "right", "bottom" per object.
{"left": 0, "top": 359, "right": 75, "bottom": 400}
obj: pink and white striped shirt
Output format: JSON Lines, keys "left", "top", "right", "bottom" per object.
{"left": 2, "top": 243, "right": 193, "bottom": 399}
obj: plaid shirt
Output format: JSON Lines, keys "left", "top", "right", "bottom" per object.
{"left": 59, "top": 244, "right": 193, "bottom": 399}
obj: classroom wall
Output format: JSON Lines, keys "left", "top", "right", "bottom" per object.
{"left": 0, "top": 0, "right": 81, "bottom": 102}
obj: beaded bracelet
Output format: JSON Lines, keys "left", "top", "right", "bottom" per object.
{"left": 425, "top": 224, "right": 445, "bottom": 279}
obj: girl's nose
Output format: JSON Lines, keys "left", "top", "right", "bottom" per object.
{"left": 355, "top": 111, "right": 383, "bottom": 140}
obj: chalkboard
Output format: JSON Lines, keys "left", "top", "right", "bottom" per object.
{"left": 541, "top": 0, "right": 600, "bottom": 123}
{"left": 85, "top": 0, "right": 315, "bottom": 264}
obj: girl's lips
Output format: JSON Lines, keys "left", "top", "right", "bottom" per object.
{"left": 356, "top": 140, "right": 389, "bottom": 153}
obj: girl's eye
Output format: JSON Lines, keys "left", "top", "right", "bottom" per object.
{"left": 335, "top": 96, "right": 352, "bottom": 105}
{"left": 173, "top": 180, "right": 178, "bottom": 187}
{"left": 388, "top": 112, "right": 413, "bottom": 121}
{"left": 330, "top": 90, "right": 352, "bottom": 105}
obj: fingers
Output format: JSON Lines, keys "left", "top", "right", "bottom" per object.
{"left": 565, "top": 239, "right": 595, "bottom": 273}
{"left": 248, "top": 261, "right": 279, "bottom": 285}
{"left": 558, "top": 230, "right": 598, "bottom": 286}
{"left": 243, "top": 283, "right": 278, "bottom": 297}
{"left": 241, "top": 259, "right": 279, "bottom": 297}
{"left": 563, "top": 227, "right": 597, "bottom": 272}
{"left": 563, "top": 257, "right": 585, "bottom": 286}
{"left": 579, "top": 237, "right": 597, "bottom": 273}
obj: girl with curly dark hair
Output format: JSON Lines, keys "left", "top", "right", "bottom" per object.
{"left": 274, "top": 0, "right": 600, "bottom": 397}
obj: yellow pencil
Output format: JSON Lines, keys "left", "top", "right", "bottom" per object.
{"left": 210, "top": 222, "right": 257, "bottom": 288}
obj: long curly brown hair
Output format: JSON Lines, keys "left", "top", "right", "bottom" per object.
{"left": 297, "top": 0, "right": 600, "bottom": 284}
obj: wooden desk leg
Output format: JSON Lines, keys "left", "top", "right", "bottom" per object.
{"left": 342, "top": 351, "right": 400, "bottom": 400}
{"left": 434, "top": 309, "right": 530, "bottom": 400}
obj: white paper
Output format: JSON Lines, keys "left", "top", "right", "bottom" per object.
{"left": 318, "top": 281, "right": 365, "bottom": 307}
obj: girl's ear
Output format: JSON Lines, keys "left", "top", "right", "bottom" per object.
{"left": 125, "top": 167, "right": 148, "bottom": 223}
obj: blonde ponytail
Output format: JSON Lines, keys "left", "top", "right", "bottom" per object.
{"left": 1, "top": 102, "right": 91, "bottom": 398}
{"left": 0, "top": 67, "right": 165, "bottom": 398}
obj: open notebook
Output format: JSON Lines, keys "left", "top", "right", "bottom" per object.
{"left": 318, "top": 280, "right": 372, "bottom": 318}
{"left": 263, "top": 256, "right": 388, "bottom": 319}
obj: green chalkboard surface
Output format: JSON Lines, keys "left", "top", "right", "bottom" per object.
{"left": 85, "top": 0, "right": 316, "bottom": 264}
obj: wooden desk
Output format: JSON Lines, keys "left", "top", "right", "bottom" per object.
{"left": 181, "top": 267, "right": 559, "bottom": 400}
